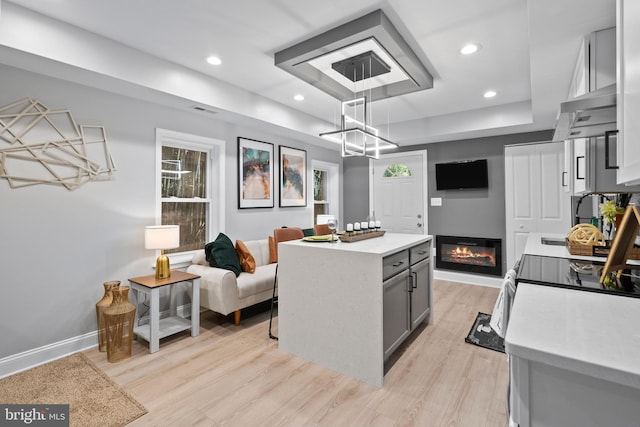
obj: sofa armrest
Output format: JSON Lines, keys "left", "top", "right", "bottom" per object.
{"left": 186, "top": 264, "right": 239, "bottom": 316}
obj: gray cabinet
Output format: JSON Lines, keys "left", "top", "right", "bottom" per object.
{"left": 383, "top": 240, "right": 432, "bottom": 361}
{"left": 410, "top": 258, "right": 431, "bottom": 329}
{"left": 383, "top": 269, "right": 411, "bottom": 360}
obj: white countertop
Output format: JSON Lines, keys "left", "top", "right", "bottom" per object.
{"left": 281, "top": 232, "right": 432, "bottom": 257}
{"left": 505, "top": 282, "right": 640, "bottom": 390}
{"left": 524, "top": 232, "right": 640, "bottom": 266}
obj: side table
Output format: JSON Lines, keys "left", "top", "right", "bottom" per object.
{"left": 128, "top": 270, "right": 200, "bottom": 353}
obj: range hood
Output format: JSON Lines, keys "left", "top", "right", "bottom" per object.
{"left": 553, "top": 84, "right": 616, "bottom": 141}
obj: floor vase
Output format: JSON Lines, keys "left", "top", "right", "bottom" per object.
{"left": 104, "top": 286, "right": 136, "bottom": 362}
{"left": 96, "top": 280, "right": 120, "bottom": 352}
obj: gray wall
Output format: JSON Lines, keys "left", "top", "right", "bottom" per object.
{"left": 343, "top": 156, "right": 371, "bottom": 222}
{"left": 343, "top": 130, "right": 554, "bottom": 275}
{"left": 0, "top": 63, "right": 340, "bottom": 359}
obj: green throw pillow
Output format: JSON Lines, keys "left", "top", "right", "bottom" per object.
{"left": 204, "top": 233, "right": 242, "bottom": 277}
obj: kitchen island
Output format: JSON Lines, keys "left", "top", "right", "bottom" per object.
{"left": 506, "top": 233, "right": 640, "bottom": 426}
{"left": 277, "top": 233, "right": 433, "bottom": 387}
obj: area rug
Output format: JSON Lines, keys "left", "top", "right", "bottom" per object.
{"left": 0, "top": 353, "right": 147, "bottom": 426}
{"left": 464, "top": 312, "right": 505, "bottom": 353}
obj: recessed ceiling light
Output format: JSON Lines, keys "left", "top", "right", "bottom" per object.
{"left": 205, "top": 56, "right": 222, "bottom": 65}
{"left": 294, "top": 94, "right": 305, "bottom": 101}
{"left": 460, "top": 44, "right": 480, "bottom": 55}
{"left": 484, "top": 90, "right": 497, "bottom": 98}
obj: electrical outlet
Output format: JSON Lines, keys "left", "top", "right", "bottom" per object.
{"left": 431, "top": 197, "right": 442, "bottom": 206}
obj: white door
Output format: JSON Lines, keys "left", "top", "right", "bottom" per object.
{"left": 370, "top": 150, "right": 427, "bottom": 234}
{"left": 505, "top": 142, "right": 571, "bottom": 268}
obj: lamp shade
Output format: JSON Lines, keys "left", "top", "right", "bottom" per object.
{"left": 145, "top": 225, "right": 180, "bottom": 250}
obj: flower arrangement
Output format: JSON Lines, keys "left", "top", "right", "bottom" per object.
{"left": 599, "top": 200, "right": 624, "bottom": 225}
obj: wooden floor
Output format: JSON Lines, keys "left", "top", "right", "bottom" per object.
{"left": 85, "top": 280, "right": 509, "bottom": 427}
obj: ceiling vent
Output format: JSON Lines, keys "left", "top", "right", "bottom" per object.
{"left": 190, "top": 105, "right": 217, "bottom": 114}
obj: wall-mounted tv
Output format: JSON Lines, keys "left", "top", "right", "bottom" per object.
{"left": 435, "top": 159, "right": 488, "bottom": 190}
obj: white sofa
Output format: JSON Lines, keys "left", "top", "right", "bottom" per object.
{"left": 186, "top": 239, "right": 276, "bottom": 326}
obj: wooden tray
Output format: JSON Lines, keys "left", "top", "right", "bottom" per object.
{"left": 339, "top": 230, "right": 385, "bottom": 243}
{"left": 566, "top": 239, "right": 640, "bottom": 260}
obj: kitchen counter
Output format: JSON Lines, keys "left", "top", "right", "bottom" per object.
{"left": 506, "top": 282, "right": 640, "bottom": 390}
{"left": 524, "top": 232, "right": 640, "bottom": 265}
{"left": 506, "top": 282, "right": 640, "bottom": 426}
{"left": 505, "top": 233, "right": 640, "bottom": 426}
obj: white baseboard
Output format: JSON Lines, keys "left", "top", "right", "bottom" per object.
{"left": 434, "top": 269, "right": 503, "bottom": 288}
{"left": 0, "top": 303, "right": 193, "bottom": 379}
{"left": 0, "top": 332, "right": 98, "bottom": 379}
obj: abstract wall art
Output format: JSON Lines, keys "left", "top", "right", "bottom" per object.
{"left": 237, "top": 137, "right": 274, "bottom": 209}
{"left": 279, "top": 145, "right": 306, "bottom": 207}
{"left": 0, "top": 98, "right": 116, "bottom": 190}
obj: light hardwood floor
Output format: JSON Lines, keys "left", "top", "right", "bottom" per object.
{"left": 85, "top": 280, "right": 508, "bottom": 426}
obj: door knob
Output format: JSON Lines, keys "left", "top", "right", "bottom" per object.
{"left": 417, "top": 223, "right": 423, "bottom": 227}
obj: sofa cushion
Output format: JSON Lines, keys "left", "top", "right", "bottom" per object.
{"left": 235, "top": 240, "right": 256, "bottom": 274}
{"left": 191, "top": 250, "right": 208, "bottom": 266}
{"left": 243, "top": 239, "right": 270, "bottom": 267}
{"left": 236, "top": 263, "right": 277, "bottom": 299}
{"left": 205, "top": 233, "right": 242, "bottom": 276}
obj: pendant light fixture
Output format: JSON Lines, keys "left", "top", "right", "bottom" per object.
{"left": 319, "top": 51, "right": 398, "bottom": 159}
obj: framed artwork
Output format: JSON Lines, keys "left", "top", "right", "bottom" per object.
{"left": 279, "top": 145, "right": 307, "bottom": 207}
{"left": 238, "top": 137, "right": 274, "bottom": 209}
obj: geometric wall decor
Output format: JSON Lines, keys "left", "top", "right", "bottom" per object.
{"left": 0, "top": 98, "right": 116, "bottom": 190}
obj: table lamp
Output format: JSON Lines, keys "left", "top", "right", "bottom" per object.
{"left": 145, "top": 225, "right": 180, "bottom": 279}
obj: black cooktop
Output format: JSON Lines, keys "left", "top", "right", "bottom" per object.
{"left": 516, "top": 254, "right": 640, "bottom": 298}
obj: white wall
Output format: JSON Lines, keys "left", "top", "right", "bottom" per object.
{"left": 0, "top": 63, "right": 340, "bottom": 366}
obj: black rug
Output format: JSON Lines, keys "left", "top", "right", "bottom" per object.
{"left": 465, "top": 312, "right": 505, "bottom": 353}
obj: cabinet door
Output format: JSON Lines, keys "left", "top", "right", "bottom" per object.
{"left": 383, "top": 270, "right": 410, "bottom": 361}
{"left": 617, "top": 0, "right": 640, "bottom": 185}
{"left": 563, "top": 140, "right": 573, "bottom": 193}
{"left": 568, "top": 39, "right": 588, "bottom": 98}
{"left": 505, "top": 142, "right": 571, "bottom": 268}
{"left": 410, "top": 258, "right": 431, "bottom": 329}
{"left": 573, "top": 138, "right": 591, "bottom": 194}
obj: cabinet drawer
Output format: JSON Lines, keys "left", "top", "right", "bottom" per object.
{"left": 410, "top": 242, "right": 431, "bottom": 265}
{"left": 383, "top": 250, "right": 409, "bottom": 280}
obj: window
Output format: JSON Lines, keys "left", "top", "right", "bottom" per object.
{"left": 156, "top": 129, "right": 225, "bottom": 261}
{"left": 383, "top": 163, "right": 412, "bottom": 177}
{"left": 312, "top": 160, "right": 339, "bottom": 224}
{"left": 313, "top": 169, "right": 329, "bottom": 218}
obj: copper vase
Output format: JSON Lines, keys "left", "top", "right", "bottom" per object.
{"left": 104, "top": 286, "right": 136, "bottom": 362}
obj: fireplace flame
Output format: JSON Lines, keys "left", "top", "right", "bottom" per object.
{"left": 447, "top": 246, "right": 496, "bottom": 266}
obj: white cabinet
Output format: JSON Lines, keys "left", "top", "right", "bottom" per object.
{"left": 568, "top": 27, "right": 615, "bottom": 99}
{"left": 562, "top": 140, "right": 573, "bottom": 193}
{"left": 567, "top": 38, "right": 588, "bottom": 98}
{"left": 572, "top": 138, "right": 589, "bottom": 194}
{"left": 616, "top": 0, "right": 640, "bottom": 185}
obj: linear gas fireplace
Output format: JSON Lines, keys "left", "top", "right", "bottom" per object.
{"left": 436, "top": 235, "right": 502, "bottom": 276}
